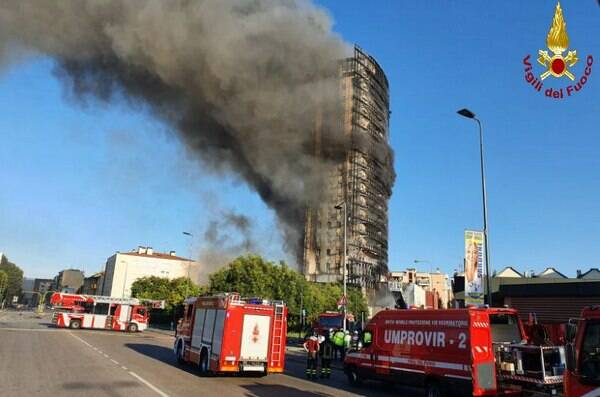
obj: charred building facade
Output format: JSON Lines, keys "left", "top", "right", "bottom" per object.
{"left": 304, "top": 47, "right": 394, "bottom": 289}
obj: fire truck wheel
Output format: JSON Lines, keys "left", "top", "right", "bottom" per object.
{"left": 176, "top": 342, "right": 185, "bottom": 365}
{"left": 199, "top": 350, "right": 210, "bottom": 376}
{"left": 128, "top": 323, "right": 138, "bottom": 333}
{"left": 346, "top": 366, "right": 362, "bottom": 387}
{"left": 69, "top": 319, "right": 81, "bottom": 329}
{"left": 425, "top": 380, "right": 443, "bottom": 397}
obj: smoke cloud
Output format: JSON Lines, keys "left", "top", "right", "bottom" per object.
{"left": 0, "top": 0, "right": 352, "bottom": 261}
{"left": 0, "top": 0, "right": 349, "bottom": 260}
{"left": 197, "top": 210, "right": 258, "bottom": 283}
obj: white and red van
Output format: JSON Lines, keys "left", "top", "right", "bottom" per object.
{"left": 345, "top": 307, "right": 566, "bottom": 396}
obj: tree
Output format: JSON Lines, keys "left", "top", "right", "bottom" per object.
{"left": 209, "top": 254, "right": 369, "bottom": 329}
{"left": 0, "top": 270, "right": 8, "bottom": 305}
{"left": 0, "top": 255, "right": 23, "bottom": 303}
{"left": 130, "top": 276, "right": 205, "bottom": 311}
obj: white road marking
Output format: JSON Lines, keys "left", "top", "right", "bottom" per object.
{"left": 68, "top": 331, "right": 171, "bottom": 397}
{"left": 128, "top": 371, "right": 171, "bottom": 397}
{"left": 69, "top": 332, "right": 93, "bottom": 348}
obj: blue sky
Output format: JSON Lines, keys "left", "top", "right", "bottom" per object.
{"left": 1, "top": 1, "right": 599, "bottom": 279}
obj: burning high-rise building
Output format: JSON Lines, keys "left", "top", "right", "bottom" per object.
{"left": 304, "top": 46, "right": 394, "bottom": 289}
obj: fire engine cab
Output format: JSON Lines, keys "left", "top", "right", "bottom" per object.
{"left": 345, "top": 307, "right": 567, "bottom": 397}
{"left": 564, "top": 306, "right": 600, "bottom": 397}
{"left": 51, "top": 292, "right": 149, "bottom": 332}
{"left": 174, "top": 293, "right": 287, "bottom": 376}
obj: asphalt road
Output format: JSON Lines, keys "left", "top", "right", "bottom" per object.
{"left": 0, "top": 310, "right": 423, "bottom": 397}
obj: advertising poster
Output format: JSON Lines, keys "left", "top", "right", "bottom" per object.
{"left": 464, "top": 230, "right": 485, "bottom": 306}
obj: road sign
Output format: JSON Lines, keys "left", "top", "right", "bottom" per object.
{"left": 337, "top": 295, "right": 347, "bottom": 308}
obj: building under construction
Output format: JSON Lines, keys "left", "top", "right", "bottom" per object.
{"left": 304, "top": 46, "right": 394, "bottom": 290}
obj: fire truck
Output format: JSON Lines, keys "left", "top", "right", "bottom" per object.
{"left": 51, "top": 292, "right": 150, "bottom": 332}
{"left": 564, "top": 306, "right": 600, "bottom": 397}
{"left": 313, "top": 311, "right": 355, "bottom": 335}
{"left": 345, "top": 307, "right": 568, "bottom": 397}
{"left": 174, "top": 293, "right": 287, "bottom": 376}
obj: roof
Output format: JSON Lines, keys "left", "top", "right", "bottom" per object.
{"left": 535, "top": 267, "right": 567, "bottom": 279}
{"left": 579, "top": 268, "right": 600, "bottom": 279}
{"left": 499, "top": 281, "right": 600, "bottom": 297}
{"left": 119, "top": 251, "right": 191, "bottom": 262}
{"left": 495, "top": 266, "right": 524, "bottom": 278}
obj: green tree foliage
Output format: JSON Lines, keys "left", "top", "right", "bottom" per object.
{"left": 0, "top": 270, "right": 8, "bottom": 303}
{"left": 0, "top": 255, "right": 23, "bottom": 302}
{"left": 209, "top": 255, "right": 369, "bottom": 327}
{"left": 130, "top": 276, "right": 205, "bottom": 311}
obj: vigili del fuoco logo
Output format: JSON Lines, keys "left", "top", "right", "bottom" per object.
{"left": 523, "top": 1, "right": 593, "bottom": 99}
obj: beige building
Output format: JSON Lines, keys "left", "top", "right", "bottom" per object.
{"left": 54, "top": 269, "right": 85, "bottom": 293}
{"left": 100, "top": 246, "right": 199, "bottom": 298}
{"left": 303, "top": 46, "right": 394, "bottom": 290}
{"left": 389, "top": 268, "right": 452, "bottom": 308}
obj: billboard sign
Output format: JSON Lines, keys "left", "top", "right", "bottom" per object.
{"left": 464, "top": 230, "right": 485, "bottom": 306}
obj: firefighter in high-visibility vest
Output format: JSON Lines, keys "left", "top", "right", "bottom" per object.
{"left": 303, "top": 331, "right": 320, "bottom": 379}
{"left": 319, "top": 333, "right": 334, "bottom": 378}
{"left": 332, "top": 329, "right": 346, "bottom": 361}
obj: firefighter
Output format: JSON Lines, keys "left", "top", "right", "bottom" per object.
{"left": 303, "top": 331, "right": 320, "bottom": 379}
{"left": 350, "top": 330, "right": 360, "bottom": 350}
{"left": 332, "top": 328, "right": 346, "bottom": 361}
{"left": 344, "top": 330, "right": 352, "bottom": 352}
{"left": 319, "top": 333, "right": 334, "bottom": 378}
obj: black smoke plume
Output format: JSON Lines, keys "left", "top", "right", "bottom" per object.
{"left": 0, "top": 1, "right": 372, "bottom": 262}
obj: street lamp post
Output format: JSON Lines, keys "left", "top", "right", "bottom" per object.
{"left": 182, "top": 231, "right": 193, "bottom": 299}
{"left": 334, "top": 202, "right": 348, "bottom": 331}
{"left": 457, "top": 108, "right": 492, "bottom": 306}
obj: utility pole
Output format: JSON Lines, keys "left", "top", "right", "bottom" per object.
{"left": 183, "top": 231, "right": 193, "bottom": 299}
{"left": 335, "top": 201, "right": 348, "bottom": 331}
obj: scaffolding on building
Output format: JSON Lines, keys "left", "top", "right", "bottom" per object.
{"left": 304, "top": 46, "right": 394, "bottom": 290}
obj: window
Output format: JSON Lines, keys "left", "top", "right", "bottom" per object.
{"left": 137, "top": 308, "right": 146, "bottom": 316}
{"left": 580, "top": 322, "right": 600, "bottom": 383}
{"left": 319, "top": 316, "right": 343, "bottom": 329}
{"left": 489, "top": 313, "right": 522, "bottom": 343}
{"left": 110, "top": 305, "right": 118, "bottom": 316}
{"left": 93, "top": 303, "right": 110, "bottom": 315}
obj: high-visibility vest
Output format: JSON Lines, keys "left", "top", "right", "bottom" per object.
{"left": 333, "top": 331, "right": 345, "bottom": 347}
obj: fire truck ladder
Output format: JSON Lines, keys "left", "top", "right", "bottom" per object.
{"left": 270, "top": 303, "right": 285, "bottom": 368}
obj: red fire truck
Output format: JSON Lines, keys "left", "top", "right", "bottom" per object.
{"left": 564, "top": 306, "right": 600, "bottom": 397}
{"left": 51, "top": 292, "right": 150, "bottom": 332}
{"left": 174, "top": 293, "right": 287, "bottom": 376}
{"left": 345, "top": 307, "right": 567, "bottom": 397}
{"left": 313, "top": 311, "right": 355, "bottom": 335}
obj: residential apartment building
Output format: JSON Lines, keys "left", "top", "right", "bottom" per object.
{"left": 100, "top": 246, "right": 199, "bottom": 298}
{"left": 389, "top": 268, "right": 452, "bottom": 308}
{"left": 81, "top": 272, "right": 104, "bottom": 295}
{"left": 54, "top": 269, "right": 84, "bottom": 293}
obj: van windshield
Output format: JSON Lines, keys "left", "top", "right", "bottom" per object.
{"left": 490, "top": 313, "right": 522, "bottom": 343}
